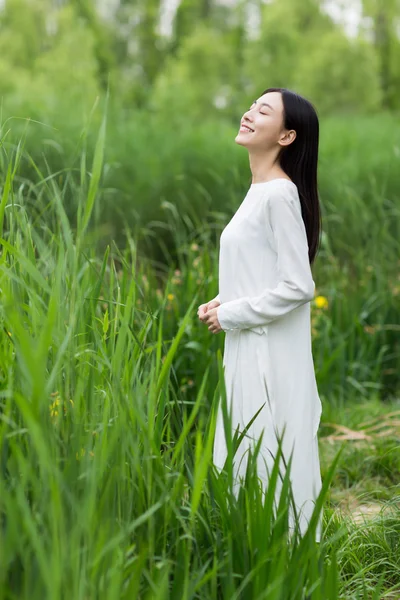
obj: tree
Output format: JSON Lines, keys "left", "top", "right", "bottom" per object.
{"left": 0, "top": 0, "right": 48, "bottom": 70}
{"left": 241, "top": 0, "right": 336, "bottom": 96}
{"left": 0, "top": 1, "right": 100, "bottom": 118}
{"left": 293, "top": 30, "right": 382, "bottom": 115}
{"left": 69, "top": 0, "right": 117, "bottom": 90}
{"left": 170, "top": 0, "right": 241, "bottom": 55}
{"left": 113, "top": 0, "right": 168, "bottom": 107}
{"left": 150, "top": 23, "right": 239, "bottom": 121}
{"left": 361, "top": 0, "right": 400, "bottom": 109}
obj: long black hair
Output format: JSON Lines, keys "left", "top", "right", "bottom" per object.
{"left": 260, "top": 87, "right": 321, "bottom": 266}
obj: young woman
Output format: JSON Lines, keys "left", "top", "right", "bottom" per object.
{"left": 197, "top": 87, "right": 323, "bottom": 542}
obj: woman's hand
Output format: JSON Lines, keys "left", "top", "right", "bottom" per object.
{"left": 197, "top": 300, "right": 223, "bottom": 334}
{"left": 202, "top": 307, "right": 223, "bottom": 334}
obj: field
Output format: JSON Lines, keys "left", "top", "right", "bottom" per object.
{"left": 0, "top": 106, "right": 399, "bottom": 599}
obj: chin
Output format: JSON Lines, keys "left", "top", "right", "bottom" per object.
{"left": 234, "top": 134, "right": 248, "bottom": 146}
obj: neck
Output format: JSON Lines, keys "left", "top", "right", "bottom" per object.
{"left": 248, "top": 149, "right": 284, "bottom": 184}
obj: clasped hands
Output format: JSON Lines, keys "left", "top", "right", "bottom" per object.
{"left": 197, "top": 299, "right": 223, "bottom": 334}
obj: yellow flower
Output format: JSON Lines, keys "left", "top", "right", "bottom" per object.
{"left": 314, "top": 295, "right": 329, "bottom": 309}
{"left": 190, "top": 243, "right": 199, "bottom": 251}
{"left": 167, "top": 293, "right": 175, "bottom": 301}
{"left": 49, "top": 397, "right": 61, "bottom": 410}
{"left": 7, "top": 331, "right": 12, "bottom": 337}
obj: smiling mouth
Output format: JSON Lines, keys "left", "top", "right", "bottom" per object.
{"left": 240, "top": 124, "right": 254, "bottom": 132}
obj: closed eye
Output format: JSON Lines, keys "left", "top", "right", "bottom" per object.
{"left": 249, "top": 102, "right": 269, "bottom": 114}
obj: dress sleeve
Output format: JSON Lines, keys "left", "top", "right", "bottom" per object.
{"left": 216, "top": 186, "right": 315, "bottom": 330}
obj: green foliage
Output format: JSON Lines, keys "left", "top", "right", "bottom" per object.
{"left": 0, "top": 1, "right": 100, "bottom": 119}
{"left": 34, "top": 6, "right": 99, "bottom": 100}
{"left": 361, "top": 0, "right": 400, "bottom": 109}
{"left": 151, "top": 23, "right": 239, "bottom": 121}
{"left": 0, "top": 1, "right": 399, "bottom": 594}
{"left": 242, "top": 11, "right": 299, "bottom": 95}
{"left": 148, "top": 0, "right": 388, "bottom": 119}
{"left": 112, "top": 0, "right": 170, "bottom": 107}
{"left": 242, "top": 0, "right": 332, "bottom": 97}
{"left": 0, "top": 0, "right": 48, "bottom": 69}
{"left": 0, "top": 100, "right": 399, "bottom": 598}
{"left": 293, "top": 32, "right": 382, "bottom": 115}
{"left": 0, "top": 119, "right": 339, "bottom": 597}
{"left": 0, "top": 0, "right": 400, "bottom": 117}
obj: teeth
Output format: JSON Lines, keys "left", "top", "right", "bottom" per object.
{"left": 242, "top": 125, "right": 253, "bottom": 132}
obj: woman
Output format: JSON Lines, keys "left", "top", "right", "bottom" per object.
{"left": 197, "top": 87, "right": 323, "bottom": 542}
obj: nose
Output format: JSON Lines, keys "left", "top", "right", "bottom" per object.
{"left": 242, "top": 110, "right": 254, "bottom": 124}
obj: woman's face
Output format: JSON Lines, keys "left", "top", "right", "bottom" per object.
{"left": 235, "top": 91, "right": 289, "bottom": 151}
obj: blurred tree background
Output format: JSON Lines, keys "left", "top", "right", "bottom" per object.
{"left": 2, "top": 0, "right": 398, "bottom": 116}
{"left": 0, "top": 0, "right": 399, "bottom": 260}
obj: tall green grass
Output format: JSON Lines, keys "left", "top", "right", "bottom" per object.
{"left": 2, "top": 102, "right": 400, "bottom": 260}
{"left": 4, "top": 103, "right": 399, "bottom": 400}
{"left": 0, "top": 135, "right": 340, "bottom": 598}
{"left": 0, "top": 102, "right": 399, "bottom": 598}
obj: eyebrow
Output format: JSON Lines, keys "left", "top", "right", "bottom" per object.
{"left": 253, "top": 100, "right": 275, "bottom": 111}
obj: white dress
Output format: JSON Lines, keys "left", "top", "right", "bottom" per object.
{"left": 211, "top": 178, "right": 323, "bottom": 542}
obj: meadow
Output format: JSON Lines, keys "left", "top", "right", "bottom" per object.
{"left": 0, "top": 103, "right": 399, "bottom": 599}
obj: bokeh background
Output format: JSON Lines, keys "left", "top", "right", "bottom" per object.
{"left": 1, "top": 0, "right": 400, "bottom": 250}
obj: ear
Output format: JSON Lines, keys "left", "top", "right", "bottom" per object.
{"left": 279, "top": 130, "right": 296, "bottom": 147}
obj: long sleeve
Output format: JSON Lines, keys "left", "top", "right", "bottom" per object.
{"left": 216, "top": 187, "right": 315, "bottom": 330}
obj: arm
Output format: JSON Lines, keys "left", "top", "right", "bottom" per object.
{"left": 216, "top": 187, "right": 315, "bottom": 330}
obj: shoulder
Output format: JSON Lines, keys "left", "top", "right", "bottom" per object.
{"left": 267, "top": 179, "right": 298, "bottom": 198}
{"left": 263, "top": 180, "right": 301, "bottom": 213}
